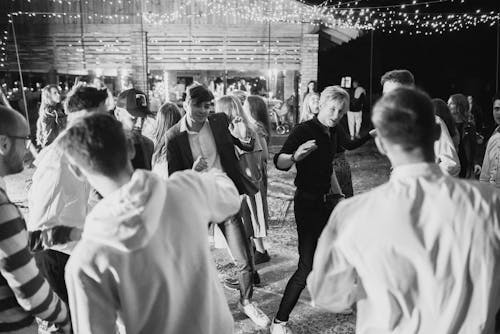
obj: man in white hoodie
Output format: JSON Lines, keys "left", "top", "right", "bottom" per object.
{"left": 59, "top": 112, "right": 239, "bottom": 333}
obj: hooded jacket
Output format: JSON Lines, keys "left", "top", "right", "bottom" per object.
{"left": 65, "top": 169, "right": 239, "bottom": 334}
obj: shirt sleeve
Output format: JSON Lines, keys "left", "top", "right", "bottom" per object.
{"left": 65, "top": 260, "right": 118, "bottom": 334}
{"left": 337, "top": 125, "right": 371, "bottom": 151}
{"left": 307, "top": 208, "right": 361, "bottom": 313}
{"left": 273, "top": 124, "right": 307, "bottom": 171}
{"left": 435, "top": 117, "right": 461, "bottom": 177}
{"left": 480, "top": 138, "right": 496, "bottom": 183}
{"left": 0, "top": 199, "right": 71, "bottom": 332}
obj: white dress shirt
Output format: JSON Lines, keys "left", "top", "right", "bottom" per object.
{"left": 28, "top": 144, "right": 91, "bottom": 254}
{"left": 180, "top": 116, "right": 222, "bottom": 171}
{"left": 480, "top": 126, "right": 500, "bottom": 187}
{"left": 435, "top": 116, "right": 460, "bottom": 176}
{"left": 308, "top": 163, "right": 500, "bottom": 334}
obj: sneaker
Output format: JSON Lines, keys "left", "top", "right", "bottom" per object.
{"left": 254, "top": 250, "right": 271, "bottom": 265}
{"left": 270, "top": 320, "right": 294, "bottom": 334}
{"left": 238, "top": 301, "right": 271, "bottom": 328}
{"left": 224, "top": 272, "right": 262, "bottom": 289}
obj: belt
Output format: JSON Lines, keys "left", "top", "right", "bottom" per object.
{"left": 296, "top": 189, "right": 344, "bottom": 203}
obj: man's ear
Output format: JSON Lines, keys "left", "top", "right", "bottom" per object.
{"left": 67, "top": 162, "right": 86, "bottom": 182}
{"left": 374, "top": 136, "right": 387, "bottom": 156}
{"left": 0, "top": 135, "right": 11, "bottom": 156}
{"left": 433, "top": 122, "right": 442, "bottom": 142}
{"left": 126, "top": 136, "right": 136, "bottom": 161}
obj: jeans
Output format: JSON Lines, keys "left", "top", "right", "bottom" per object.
{"left": 219, "top": 214, "right": 254, "bottom": 301}
{"left": 276, "top": 191, "right": 337, "bottom": 321}
{"left": 34, "top": 249, "right": 69, "bottom": 303}
{"left": 347, "top": 111, "right": 362, "bottom": 137}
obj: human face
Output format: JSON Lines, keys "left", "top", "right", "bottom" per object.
{"left": 318, "top": 98, "right": 346, "bottom": 128}
{"left": 2, "top": 125, "right": 30, "bottom": 175}
{"left": 309, "top": 95, "right": 319, "bottom": 114}
{"left": 308, "top": 82, "right": 314, "bottom": 92}
{"left": 186, "top": 100, "right": 212, "bottom": 125}
{"left": 382, "top": 81, "right": 403, "bottom": 95}
{"left": 49, "top": 87, "right": 61, "bottom": 104}
{"left": 116, "top": 107, "right": 141, "bottom": 131}
{"left": 493, "top": 99, "right": 500, "bottom": 125}
{"left": 447, "top": 98, "right": 461, "bottom": 123}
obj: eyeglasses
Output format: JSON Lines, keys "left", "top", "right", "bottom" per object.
{"left": 5, "top": 135, "right": 32, "bottom": 149}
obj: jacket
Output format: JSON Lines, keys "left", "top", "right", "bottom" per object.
{"left": 65, "top": 169, "right": 239, "bottom": 334}
{"left": 480, "top": 127, "right": 500, "bottom": 187}
{"left": 166, "top": 112, "right": 254, "bottom": 194}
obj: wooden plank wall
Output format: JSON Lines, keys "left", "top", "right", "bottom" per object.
{"left": 1, "top": 0, "right": 312, "bottom": 74}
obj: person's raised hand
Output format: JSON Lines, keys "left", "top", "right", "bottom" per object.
{"left": 474, "top": 164, "right": 482, "bottom": 176}
{"left": 293, "top": 139, "right": 318, "bottom": 162}
{"left": 193, "top": 156, "right": 208, "bottom": 172}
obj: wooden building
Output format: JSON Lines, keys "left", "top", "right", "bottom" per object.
{"left": 0, "top": 0, "right": 359, "bottom": 108}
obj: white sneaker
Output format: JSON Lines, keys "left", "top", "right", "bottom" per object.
{"left": 270, "top": 320, "right": 294, "bottom": 334}
{"left": 238, "top": 301, "right": 271, "bottom": 328}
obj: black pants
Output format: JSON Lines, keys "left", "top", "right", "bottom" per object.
{"left": 34, "top": 249, "right": 69, "bottom": 304}
{"left": 276, "top": 191, "right": 337, "bottom": 322}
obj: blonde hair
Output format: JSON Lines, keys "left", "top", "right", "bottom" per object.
{"left": 319, "top": 86, "right": 350, "bottom": 114}
{"left": 300, "top": 92, "right": 319, "bottom": 123}
{"left": 215, "top": 95, "right": 257, "bottom": 137}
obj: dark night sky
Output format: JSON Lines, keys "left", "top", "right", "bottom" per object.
{"left": 306, "top": 0, "right": 500, "bottom": 115}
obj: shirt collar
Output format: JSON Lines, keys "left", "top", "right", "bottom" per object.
{"left": 312, "top": 116, "right": 332, "bottom": 135}
{"left": 391, "top": 162, "right": 443, "bottom": 181}
{"left": 180, "top": 115, "right": 208, "bottom": 134}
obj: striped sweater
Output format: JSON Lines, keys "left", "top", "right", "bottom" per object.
{"left": 0, "top": 184, "right": 70, "bottom": 333}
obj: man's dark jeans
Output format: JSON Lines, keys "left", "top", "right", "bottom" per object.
{"left": 34, "top": 249, "right": 69, "bottom": 303}
{"left": 276, "top": 190, "right": 337, "bottom": 322}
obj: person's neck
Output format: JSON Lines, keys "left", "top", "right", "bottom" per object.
{"left": 186, "top": 117, "right": 205, "bottom": 133}
{"left": 387, "top": 147, "right": 435, "bottom": 168}
{"left": 92, "top": 167, "right": 134, "bottom": 197}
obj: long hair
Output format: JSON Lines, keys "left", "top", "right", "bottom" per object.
{"left": 300, "top": 92, "right": 319, "bottom": 123}
{"left": 152, "top": 102, "right": 182, "bottom": 164}
{"left": 302, "top": 80, "right": 317, "bottom": 102}
{"left": 432, "top": 98, "right": 457, "bottom": 138}
{"left": 245, "top": 95, "right": 271, "bottom": 138}
{"left": 215, "top": 95, "right": 257, "bottom": 138}
{"left": 40, "top": 84, "right": 59, "bottom": 113}
{"left": 449, "top": 94, "right": 470, "bottom": 124}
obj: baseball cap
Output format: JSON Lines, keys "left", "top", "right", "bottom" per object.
{"left": 116, "top": 88, "right": 151, "bottom": 117}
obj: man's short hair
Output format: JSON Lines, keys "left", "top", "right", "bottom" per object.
{"left": 319, "top": 85, "right": 350, "bottom": 114}
{"left": 372, "top": 87, "right": 436, "bottom": 151}
{"left": 58, "top": 113, "right": 128, "bottom": 177}
{"left": 64, "top": 85, "right": 108, "bottom": 114}
{"left": 493, "top": 93, "right": 500, "bottom": 104}
{"left": 185, "top": 83, "right": 214, "bottom": 106}
{"left": 380, "top": 69, "right": 415, "bottom": 87}
{"left": 0, "top": 105, "right": 26, "bottom": 135}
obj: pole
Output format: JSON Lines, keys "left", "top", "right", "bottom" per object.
{"left": 79, "top": 0, "right": 86, "bottom": 70}
{"left": 496, "top": 20, "right": 499, "bottom": 93}
{"left": 369, "top": 29, "right": 374, "bottom": 108}
{"left": 10, "top": 15, "right": 30, "bottom": 129}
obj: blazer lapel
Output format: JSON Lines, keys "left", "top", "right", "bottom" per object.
{"left": 177, "top": 132, "right": 194, "bottom": 169}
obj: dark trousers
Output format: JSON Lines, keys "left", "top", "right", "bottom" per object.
{"left": 219, "top": 213, "right": 254, "bottom": 301}
{"left": 34, "top": 249, "right": 69, "bottom": 304}
{"left": 276, "top": 191, "right": 337, "bottom": 321}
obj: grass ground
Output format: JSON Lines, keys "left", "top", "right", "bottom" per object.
{"left": 3, "top": 139, "right": 391, "bottom": 334}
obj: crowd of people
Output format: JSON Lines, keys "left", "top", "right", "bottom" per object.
{"left": 0, "top": 67, "right": 500, "bottom": 334}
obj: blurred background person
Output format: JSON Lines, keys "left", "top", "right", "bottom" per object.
{"left": 432, "top": 99, "right": 459, "bottom": 150}
{"left": 299, "top": 92, "right": 319, "bottom": 123}
{"left": 152, "top": 102, "right": 182, "bottom": 179}
{"left": 36, "top": 84, "right": 66, "bottom": 149}
{"left": 347, "top": 80, "right": 365, "bottom": 139}
{"left": 448, "top": 94, "right": 477, "bottom": 178}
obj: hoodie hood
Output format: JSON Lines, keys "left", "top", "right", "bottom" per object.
{"left": 84, "top": 170, "right": 166, "bottom": 252}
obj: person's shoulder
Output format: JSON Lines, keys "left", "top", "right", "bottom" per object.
{"left": 66, "top": 238, "right": 114, "bottom": 276}
{"left": 165, "top": 122, "right": 182, "bottom": 140}
{"left": 209, "top": 112, "right": 228, "bottom": 122}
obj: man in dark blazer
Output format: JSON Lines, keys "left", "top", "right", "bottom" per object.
{"left": 166, "top": 84, "right": 271, "bottom": 328}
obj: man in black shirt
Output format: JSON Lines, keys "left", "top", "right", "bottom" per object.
{"left": 115, "top": 88, "right": 154, "bottom": 170}
{"left": 270, "top": 86, "right": 350, "bottom": 334}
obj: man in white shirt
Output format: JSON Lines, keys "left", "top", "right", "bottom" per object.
{"left": 308, "top": 87, "right": 500, "bottom": 334}
{"left": 380, "top": 69, "right": 460, "bottom": 176}
{"left": 27, "top": 85, "right": 109, "bottom": 302}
